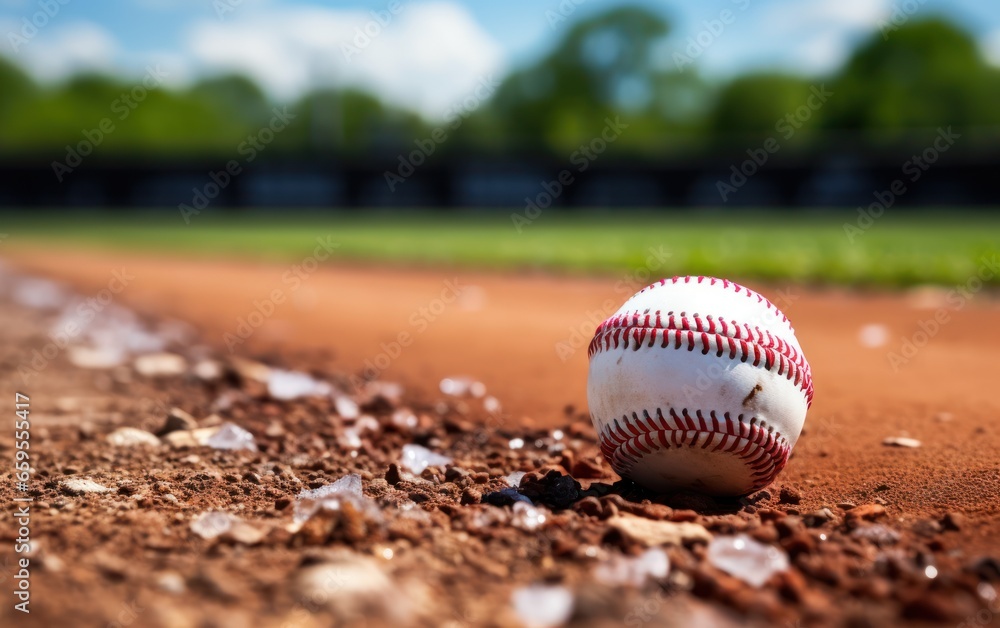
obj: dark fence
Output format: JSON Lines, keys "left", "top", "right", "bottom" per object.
{"left": 2, "top": 150, "right": 997, "bottom": 210}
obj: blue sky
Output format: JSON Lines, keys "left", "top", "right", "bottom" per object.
{"left": 2, "top": 0, "right": 999, "bottom": 118}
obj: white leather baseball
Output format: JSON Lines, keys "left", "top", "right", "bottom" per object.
{"left": 587, "top": 276, "right": 813, "bottom": 496}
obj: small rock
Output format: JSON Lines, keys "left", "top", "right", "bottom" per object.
{"left": 505, "top": 471, "right": 526, "bottom": 488}
{"left": 511, "top": 502, "right": 548, "bottom": 531}
{"left": 106, "top": 427, "right": 160, "bottom": 448}
{"left": 293, "top": 474, "right": 378, "bottom": 525}
{"left": 156, "top": 571, "right": 186, "bottom": 594}
{"left": 804, "top": 508, "right": 836, "bottom": 526}
{"left": 157, "top": 408, "right": 198, "bottom": 436}
{"left": 439, "top": 376, "right": 486, "bottom": 398}
{"left": 707, "top": 534, "right": 789, "bottom": 587}
{"left": 883, "top": 437, "right": 921, "bottom": 448}
{"left": 519, "top": 470, "right": 581, "bottom": 510}
{"left": 483, "top": 488, "right": 532, "bottom": 507}
{"left": 61, "top": 478, "right": 113, "bottom": 495}
{"left": 68, "top": 345, "right": 126, "bottom": 369}
{"left": 399, "top": 444, "right": 452, "bottom": 475}
{"left": 267, "top": 369, "right": 332, "bottom": 400}
{"left": 512, "top": 585, "right": 574, "bottom": 628}
{"left": 608, "top": 514, "right": 712, "bottom": 547}
{"left": 851, "top": 524, "right": 901, "bottom": 546}
{"left": 461, "top": 488, "right": 481, "bottom": 505}
{"left": 192, "top": 359, "right": 223, "bottom": 380}
{"left": 385, "top": 463, "right": 402, "bottom": 485}
{"left": 775, "top": 516, "right": 803, "bottom": 538}
{"left": 225, "top": 521, "right": 268, "bottom": 545}
{"left": 942, "top": 512, "right": 966, "bottom": 531}
{"left": 134, "top": 353, "right": 187, "bottom": 377}
{"left": 858, "top": 324, "right": 889, "bottom": 348}
{"left": 593, "top": 548, "right": 669, "bottom": 587}
{"left": 206, "top": 423, "right": 257, "bottom": 452}
{"left": 162, "top": 427, "right": 221, "bottom": 448}
{"left": 334, "top": 396, "right": 361, "bottom": 420}
{"left": 912, "top": 519, "right": 942, "bottom": 537}
{"left": 191, "top": 511, "right": 235, "bottom": 539}
{"left": 846, "top": 503, "right": 886, "bottom": 524}
{"left": 778, "top": 486, "right": 802, "bottom": 505}
{"left": 230, "top": 357, "right": 271, "bottom": 382}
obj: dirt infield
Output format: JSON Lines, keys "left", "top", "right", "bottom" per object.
{"left": 3, "top": 247, "right": 1000, "bottom": 625}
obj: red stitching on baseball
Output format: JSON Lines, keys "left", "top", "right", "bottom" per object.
{"left": 597, "top": 408, "right": 791, "bottom": 492}
{"left": 589, "top": 293, "right": 814, "bottom": 407}
{"left": 635, "top": 276, "right": 791, "bottom": 325}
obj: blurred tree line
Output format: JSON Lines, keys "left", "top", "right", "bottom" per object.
{"left": 1, "top": 6, "right": 998, "bottom": 160}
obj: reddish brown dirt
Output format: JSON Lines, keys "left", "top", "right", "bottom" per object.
{"left": 2, "top": 247, "right": 999, "bottom": 626}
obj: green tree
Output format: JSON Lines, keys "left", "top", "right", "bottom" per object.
{"left": 188, "top": 74, "right": 272, "bottom": 126}
{"left": 0, "top": 58, "right": 38, "bottom": 152}
{"left": 825, "top": 18, "right": 1000, "bottom": 133}
{"left": 282, "top": 88, "right": 428, "bottom": 154}
{"left": 481, "top": 6, "right": 672, "bottom": 153}
{"left": 709, "top": 74, "right": 818, "bottom": 136}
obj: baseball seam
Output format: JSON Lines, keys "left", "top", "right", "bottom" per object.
{"left": 638, "top": 276, "right": 792, "bottom": 327}
{"left": 594, "top": 312, "right": 808, "bottom": 373}
{"left": 598, "top": 407, "right": 791, "bottom": 492}
{"left": 587, "top": 323, "right": 814, "bottom": 406}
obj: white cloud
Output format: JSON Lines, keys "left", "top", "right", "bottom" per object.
{"left": 185, "top": 1, "right": 506, "bottom": 119}
{"left": 767, "top": 0, "right": 892, "bottom": 32}
{"left": 11, "top": 21, "right": 119, "bottom": 82}
{"left": 984, "top": 30, "right": 1000, "bottom": 66}
{"left": 755, "top": 0, "right": 893, "bottom": 74}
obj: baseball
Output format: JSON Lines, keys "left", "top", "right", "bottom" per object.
{"left": 587, "top": 276, "right": 813, "bottom": 496}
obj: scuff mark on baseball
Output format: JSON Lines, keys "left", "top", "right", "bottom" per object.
{"left": 587, "top": 276, "right": 813, "bottom": 496}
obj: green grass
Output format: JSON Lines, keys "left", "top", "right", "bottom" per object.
{"left": 5, "top": 211, "right": 998, "bottom": 287}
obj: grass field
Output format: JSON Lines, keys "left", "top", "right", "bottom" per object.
{"left": 6, "top": 211, "right": 998, "bottom": 287}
